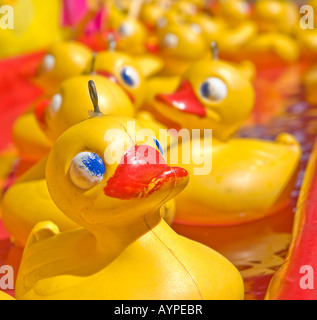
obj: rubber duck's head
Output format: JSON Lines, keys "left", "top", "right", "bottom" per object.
{"left": 254, "top": 0, "right": 298, "bottom": 34}
{"left": 186, "top": 13, "right": 227, "bottom": 44}
{"left": 155, "top": 9, "right": 185, "bottom": 30}
{"left": 174, "top": 0, "right": 199, "bottom": 17}
{"left": 46, "top": 114, "right": 189, "bottom": 229}
{"left": 114, "top": 17, "right": 147, "bottom": 55}
{"left": 92, "top": 49, "right": 163, "bottom": 108}
{"left": 35, "top": 75, "right": 134, "bottom": 142}
{"left": 213, "top": 0, "right": 251, "bottom": 25}
{"left": 158, "top": 23, "right": 208, "bottom": 75}
{"left": 155, "top": 55, "right": 255, "bottom": 140}
{"left": 140, "top": 1, "right": 166, "bottom": 29}
{"left": 36, "top": 41, "right": 93, "bottom": 91}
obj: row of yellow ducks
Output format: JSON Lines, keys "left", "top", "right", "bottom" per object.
{"left": 0, "top": 37, "right": 301, "bottom": 299}
{"left": 2, "top": 0, "right": 317, "bottom": 67}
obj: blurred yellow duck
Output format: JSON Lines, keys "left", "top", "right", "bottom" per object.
{"left": 153, "top": 56, "right": 301, "bottom": 225}
{"left": 113, "top": 16, "right": 148, "bottom": 55}
{"left": 0, "top": 0, "right": 64, "bottom": 58}
{"left": 240, "top": 0, "right": 300, "bottom": 65}
{"left": 35, "top": 41, "right": 93, "bottom": 93}
{"left": 157, "top": 22, "right": 209, "bottom": 76}
{"left": 9, "top": 41, "right": 94, "bottom": 162}
{"left": 16, "top": 114, "right": 244, "bottom": 300}
{"left": 205, "top": 0, "right": 258, "bottom": 57}
{"left": 212, "top": 0, "right": 252, "bottom": 27}
{"left": 1, "top": 76, "right": 135, "bottom": 247}
{"left": 253, "top": 0, "right": 299, "bottom": 35}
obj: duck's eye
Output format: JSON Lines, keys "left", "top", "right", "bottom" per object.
{"left": 238, "top": 2, "right": 250, "bottom": 14}
{"left": 157, "top": 17, "right": 167, "bottom": 29}
{"left": 118, "top": 23, "right": 133, "bottom": 37}
{"left": 120, "top": 66, "right": 140, "bottom": 88}
{"left": 200, "top": 77, "right": 228, "bottom": 102}
{"left": 162, "top": 33, "right": 179, "bottom": 49}
{"left": 152, "top": 137, "right": 164, "bottom": 157}
{"left": 48, "top": 94, "right": 62, "bottom": 117}
{"left": 69, "top": 152, "right": 105, "bottom": 190}
{"left": 190, "top": 23, "right": 202, "bottom": 34}
{"left": 41, "top": 54, "right": 55, "bottom": 72}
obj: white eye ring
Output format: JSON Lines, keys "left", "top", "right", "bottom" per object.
{"left": 49, "top": 94, "right": 62, "bottom": 117}
{"left": 190, "top": 23, "right": 202, "bottom": 34}
{"left": 120, "top": 66, "right": 140, "bottom": 88}
{"left": 162, "top": 33, "right": 179, "bottom": 49}
{"left": 157, "top": 17, "right": 167, "bottom": 29}
{"left": 200, "top": 77, "right": 228, "bottom": 102}
{"left": 238, "top": 2, "right": 250, "bottom": 14}
{"left": 118, "top": 23, "right": 133, "bottom": 37}
{"left": 42, "top": 54, "right": 56, "bottom": 72}
{"left": 69, "top": 152, "right": 106, "bottom": 190}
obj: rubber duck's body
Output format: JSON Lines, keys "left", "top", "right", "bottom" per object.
{"left": 1, "top": 76, "right": 135, "bottom": 246}
{"left": 16, "top": 115, "right": 244, "bottom": 300}
{"left": 153, "top": 59, "right": 301, "bottom": 225}
{"left": 0, "top": 0, "right": 63, "bottom": 58}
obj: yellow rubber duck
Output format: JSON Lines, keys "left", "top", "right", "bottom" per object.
{"left": 16, "top": 112, "right": 244, "bottom": 300}
{"left": 239, "top": 0, "right": 300, "bottom": 65}
{"left": 212, "top": 0, "right": 252, "bottom": 27}
{"left": 0, "top": 0, "right": 64, "bottom": 58}
{"left": 1, "top": 76, "right": 135, "bottom": 247}
{"left": 113, "top": 16, "right": 148, "bottom": 55}
{"left": 204, "top": 0, "right": 258, "bottom": 57}
{"left": 10, "top": 41, "right": 93, "bottom": 161}
{"left": 253, "top": 0, "right": 299, "bottom": 35}
{"left": 153, "top": 55, "right": 301, "bottom": 225}
{"left": 139, "top": 0, "right": 166, "bottom": 30}
{"left": 0, "top": 291, "right": 14, "bottom": 300}
{"left": 157, "top": 22, "right": 209, "bottom": 76}
{"left": 91, "top": 44, "right": 163, "bottom": 109}
{"left": 35, "top": 41, "right": 93, "bottom": 94}
{"left": 12, "top": 112, "right": 52, "bottom": 162}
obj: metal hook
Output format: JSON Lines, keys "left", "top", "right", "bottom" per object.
{"left": 108, "top": 33, "right": 117, "bottom": 51}
{"left": 88, "top": 80, "right": 103, "bottom": 117}
{"left": 211, "top": 41, "right": 218, "bottom": 60}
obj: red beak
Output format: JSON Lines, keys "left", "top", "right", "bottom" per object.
{"left": 156, "top": 80, "right": 207, "bottom": 117}
{"left": 35, "top": 99, "right": 50, "bottom": 128}
{"left": 104, "top": 145, "right": 188, "bottom": 200}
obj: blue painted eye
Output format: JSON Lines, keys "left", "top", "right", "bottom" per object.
{"left": 200, "top": 77, "right": 228, "bottom": 102}
{"left": 69, "top": 152, "right": 105, "bottom": 190}
{"left": 152, "top": 137, "right": 164, "bottom": 157}
{"left": 120, "top": 66, "right": 140, "bottom": 88}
